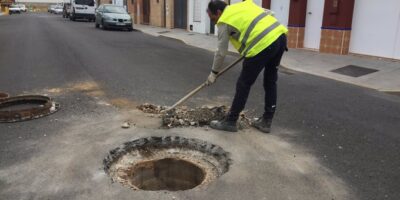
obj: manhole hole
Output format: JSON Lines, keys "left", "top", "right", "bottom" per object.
{"left": 0, "top": 95, "right": 60, "bottom": 122}
{"left": 104, "top": 136, "right": 231, "bottom": 191}
{"left": 331, "top": 65, "right": 379, "bottom": 77}
{"left": 0, "top": 92, "right": 9, "bottom": 102}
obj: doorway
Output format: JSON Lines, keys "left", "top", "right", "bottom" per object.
{"left": 143, "top": 0, "right": 150, "bottom": 25}
{"left": 304, "top": 0, "right": 325, "bottom": 50}
{"left": 174, "top": 0, "right": 187, "bottom": 29}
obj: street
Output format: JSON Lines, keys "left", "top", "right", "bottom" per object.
{"left": 1, "top": 13, "right": 400, "bottom": 200}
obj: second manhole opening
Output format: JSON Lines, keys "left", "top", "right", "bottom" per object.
{"left": 104, "top": 136, "right": 231, "bottom": 191}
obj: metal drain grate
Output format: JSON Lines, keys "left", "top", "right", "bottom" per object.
{"left": 157, "top": 31, "right": 170, "bottom": 34}
{"left": 331, "top": 65, "right": 378, "bottom": 77}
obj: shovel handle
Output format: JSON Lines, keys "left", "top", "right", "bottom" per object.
{"left": 167, "top": 56, "right": 244, "bottom": 111}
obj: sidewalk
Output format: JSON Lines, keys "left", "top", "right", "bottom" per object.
{"left": 134, "top": 24, "right": 400, "bottom": 93}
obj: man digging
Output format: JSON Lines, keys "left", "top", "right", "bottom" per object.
{"left": 206, "top": 0, "right": 288, "bottom": 133}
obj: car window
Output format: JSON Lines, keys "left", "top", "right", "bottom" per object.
{"left": 75, "top": 0, "right": 94, "bottom": 6}
{"left": 104, "top": 6, "right": 126, "bottom": 14}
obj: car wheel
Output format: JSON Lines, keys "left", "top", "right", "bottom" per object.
{"left": 95, "top": 22, "right": 99, "bottom": 28}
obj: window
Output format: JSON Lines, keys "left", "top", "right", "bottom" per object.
{"left": 75, "top": 0, "right": 94, "bottom": 6}
{"left": 193, "top": 0, "right": 201, "bottom": 22}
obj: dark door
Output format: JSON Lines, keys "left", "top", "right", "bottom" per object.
{"left": 143, "top": 0, "right": 150, "bottom": 24}
{"left": 174, "top": 0, "right": 187, "bottom": 29}
{"left": 262, "top": 0, "right": 271, "bottom": 9}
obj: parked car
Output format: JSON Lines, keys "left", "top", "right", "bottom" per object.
{"left": 69, "top": 0, "right": 96, "bottom": 21}
{"left": 18, "top": 4, "right": 27, "bottom": 12}
{"left": 48, "top": 5, "right": 56, "bottom": 13}
{"left": 62, "top": 3, "right": 71, "bottom": 18}
{"left": 95, "top": 4, "right": 132, "bottom": 31}
{"left": 53, "top": 5, "right": 63, "bottom": 14}
{"left": 9, "top": 5, "right": 21, "bottom": 14}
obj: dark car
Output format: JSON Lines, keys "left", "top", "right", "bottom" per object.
{"left": 95, "top": 4, "right": 133, "bottom": 31}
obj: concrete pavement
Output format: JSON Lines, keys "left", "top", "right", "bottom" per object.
{"left": 134, "top": 24, "right": 400, "bottom": 93}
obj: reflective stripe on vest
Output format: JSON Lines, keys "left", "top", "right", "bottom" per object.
{"left": 242, "top": 21, "right": 281, "bottom": 56}
{"left": 238, "top": 10, "right": 272, "bottom": 53}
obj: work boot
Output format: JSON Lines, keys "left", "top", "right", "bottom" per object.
{"left": 210, "top": 119, "right": 238, "bottom": 132}
{"left": 252, "top": 117, "right": 272, "bottom": 133}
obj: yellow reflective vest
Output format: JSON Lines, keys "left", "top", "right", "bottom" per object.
{"left": 217, "top": 0, "right": 288, "bottom": 58}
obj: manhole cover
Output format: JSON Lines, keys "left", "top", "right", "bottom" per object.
{"left": 0, "top": 92, "right": 9, "bottom": 102}
{"left": 331, "top": 65, "right": 378, "bottom": 77}
{"left": 0, "top": 95, "right": 60, "bottom": 122}
{"left": 104, "top": 136, "right": 231, "bottom": 191}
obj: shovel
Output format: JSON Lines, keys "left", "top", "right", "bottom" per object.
{"left": 165, "top": 56, "right": 244, "bottom": 112}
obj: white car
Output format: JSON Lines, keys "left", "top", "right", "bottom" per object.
{"left": 53, "top": 5, "right": 63, "bottom": 14}
{"left": 9, "top": 5, "right": 21, "bottom": 14}
{"left": 18, "top": 4, "right": 27, "bottom": 12}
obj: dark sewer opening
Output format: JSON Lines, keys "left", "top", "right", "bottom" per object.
{"left": 131, "top": 158, "right": 206, "bottom": 191}
{"left": 0, "top": 99, "right": 47, "bottom": 111}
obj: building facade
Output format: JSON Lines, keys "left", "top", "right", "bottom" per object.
{"left": 127, "top": 0, "right": 400, "bottom": 60}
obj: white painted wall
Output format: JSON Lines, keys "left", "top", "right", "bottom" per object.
{"left": 395, "top": 11, "right": 400, "bottom": 59}
{"left": 188, "top": 0, "right": 210, "bottom": 34}
{"left": 270, "top": 0, "right": 289, "bottom": 27}
{"left": 112, "top": 0, "right": 123, "bottom": 7}
{"left": 16, "top": 0, "right": 67, "bottom": 3}
{"left": 230, "top": 0, "right": 261, "bottom": 6}
{"left": 350, "top": 0, "right": 400, "bottom": 59}
{"left": 304, "top": 0, "right": 325, "bottom": 50}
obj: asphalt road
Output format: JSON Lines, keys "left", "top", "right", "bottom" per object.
{"left": 0, "top": 13, "right": 400, "bottom": 200}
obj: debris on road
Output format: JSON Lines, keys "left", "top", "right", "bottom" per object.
{"left": 137, "top": 103, "right": 251, "bottom": 129}
{"left": 121, "top": 122, "right": 131, "bottom": 129}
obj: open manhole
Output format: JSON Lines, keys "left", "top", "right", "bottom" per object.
{"left": 0, "top": 95, "right": 60, "bottom": 122}
{"left": 0, "top": 92, "right": 9, "bottom": 102}
{"left": 104, "top": 136, "right": 231, "bottom": 191}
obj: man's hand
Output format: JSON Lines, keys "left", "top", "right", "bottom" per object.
{"left": 206, "top": 72, "right": 218, "bottom": 86}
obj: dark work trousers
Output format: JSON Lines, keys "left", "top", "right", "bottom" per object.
{"left": 227, "top": 34, "right": 287, "bottom": 122}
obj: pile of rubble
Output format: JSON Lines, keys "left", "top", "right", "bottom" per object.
{"left": 137, "top": 103, "right": 251, "bottom": 129}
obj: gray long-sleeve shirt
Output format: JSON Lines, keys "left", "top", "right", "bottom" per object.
{"left": 211, "top": 23, "right": 238, "bottom": 73}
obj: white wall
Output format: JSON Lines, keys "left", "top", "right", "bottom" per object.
{"left": 112, "top": 0, "right": 123, "bottom": 6}
{"left": 188, "top": 0, "right": 210, "bottom": 34}
{"left": 230, "top": 0, "right": 260, "bottom": 6}
{"left": 17, "top": 0, "right": 67, "bottom": 3}
{"left": 395, "top": 12, "right": 400, "bottom": 59}
{"left": 350, "top": 0, "right": 400, "bottom": 59}
{"left": 270, "top": 0, "right": 289, "bottom": 26}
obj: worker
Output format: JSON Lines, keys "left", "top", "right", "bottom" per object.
{"left": 206, "top": 0, "right": 288, "bottom": 133}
